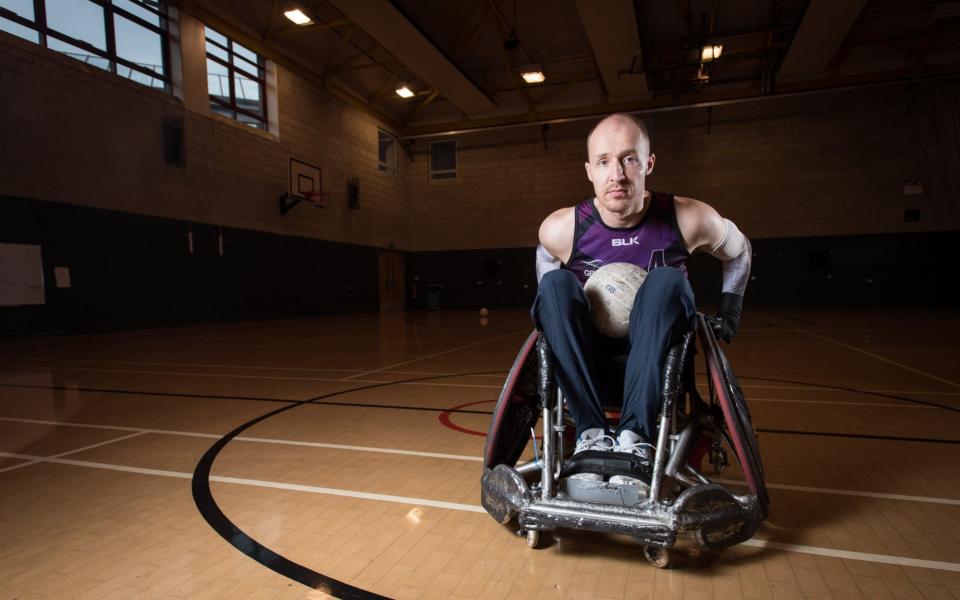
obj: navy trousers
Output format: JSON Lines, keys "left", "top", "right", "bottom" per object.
{"left": 531, "top": 267, "right": 696, "bottom": 441}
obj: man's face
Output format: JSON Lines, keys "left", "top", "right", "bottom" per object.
{"left": 584, "top": 117, "right": 655, "bottom": 214}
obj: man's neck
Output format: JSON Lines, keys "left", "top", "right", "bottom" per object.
{"left": 594, "top": 191, "right": 651, "bottom": 228}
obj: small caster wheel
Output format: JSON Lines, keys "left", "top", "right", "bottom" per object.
{"left": 526, "top": 529, "right": 541, "bottom": 549}
{"left": 643, "top": 545, "right": 671, "bottom": 569}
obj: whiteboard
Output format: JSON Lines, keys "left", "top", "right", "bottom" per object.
{"left": 0, "top": 243, "right": 46, "bottom": 306}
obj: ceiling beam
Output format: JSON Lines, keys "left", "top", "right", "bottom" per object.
{"left": 574, "top": 0, "right": 649, "bottom": 100}
{"left": 777, "top": 0, "right": 869, "bottom": 81}
{"left": 326, "top": 0, "right": 497, "bottom": 115}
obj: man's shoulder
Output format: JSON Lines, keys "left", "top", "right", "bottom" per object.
{"left": 672, "top": 195, "right": 725, "bottom": 252}
{"left": 672, "top": 195, "right": 715, "bottom": 220}
{"left": 539, "top": 203, "right": 582, "bottom": 262}
{"left": 541, "top": 201, "right": 585, "bottom": 226}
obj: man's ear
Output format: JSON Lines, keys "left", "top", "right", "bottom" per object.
{"left": 646, "top": 153, "right": 656, "bottom": 175}
{"left": 584, "top": 161, "right": 593, "bottom": 182}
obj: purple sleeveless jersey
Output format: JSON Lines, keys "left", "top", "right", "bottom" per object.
{"left": 565, "top": 192, "right": 690, "bottom": 285}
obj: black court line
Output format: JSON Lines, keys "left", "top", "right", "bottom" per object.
{"left": 694, "top": 372, "right": 960, "bottom": 413}
{"left": 757, "top": 428, "right": 960, "bottom": 445}
{"left": 0, "top": 382, "right": 298, "bottom": 404}
{"left": 191, "top": 371, "right": 510, "bottom": 599}
{"left": 5, "top": 379, "right": 958, "bottom": 445}
{"left": 0, "top": 381, "right": 502, "bottom": 414}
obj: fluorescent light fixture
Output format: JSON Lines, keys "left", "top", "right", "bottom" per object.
{"left": 284, "top": 9, "right": 313, "bottom": 26}
{"left": 395, "top": 85, "right": 414, "bottom": 98}
{"left": 701, "top": 44, "right": 723, "bottom": 62}
{"left": 521, "top": 70, "right": 545, "bottom": 84}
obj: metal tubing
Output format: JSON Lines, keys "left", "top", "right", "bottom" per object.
{"left": 541, "top": 401, "right": 555, "bottom": 498}
{"left": 554, "top": 387, "right": 565, "bottom": 480}
{"left": 649, "top": 412, "right": 672, "bottom": 502}
{"left": 524, "top": 502, "right": 669, "bottom": 529}
{"left": 664, "top": 423, "right": 696, "bottom": 478}
{"left": 514, "top": 461, "right": 540, "bottom": 475}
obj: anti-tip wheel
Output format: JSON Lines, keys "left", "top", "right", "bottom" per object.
{"left": 526, "top": 529, "right": 541, "bottom": 549}
{"left": 643, "top": 545, "right": 671, "bottom": 569}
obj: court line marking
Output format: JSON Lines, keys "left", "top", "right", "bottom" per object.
{"left": 0, "top": 431, "right": 147, "bottom": 474}
{"left": 747, "top": 398, "right": 954, "bottom": 409}
{"left": 803, "top": 330, "right": 960, "bottom": 390}
{"left": 342, "top": 330, "right": 526, "bottom": 380}
{"left": 5, "top": 363, "right": 959, "bottom": 396}
{"left": 1, "top": 451, "right": 958, "bottom": 572}
{"left": 4, "top": 367, "right": 959, "bottom": 402}
{"left": 740, "top": 538, "right": 960, "bottom": 572}
{"left": 0, "top": 417, "right": 482, "bottom": 462}
{"left": 0, "top": 366, "right": 504, "bottom": 389}
{"left": 3, "top": 416, "right": 959, "bottom": 506}
{"left": 1, "top": 358, "right": 508, "bottom": 378}
{"left": 0, "top": 452, "right": 486, "bottom": 513}
{"left": 737, "top": 385, "right": 960, "bottom": 397}
{"left": 714, "top": 478, "right": 960, "bottom": 507}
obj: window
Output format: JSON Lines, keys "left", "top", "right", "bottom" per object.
{"left": 205, "top": 26, "right": 266, "bottom": 130}
{"left": 378, "top": 129, "right": 396, "bottom": 174}
{"left": 0, "top": 0, "right": 170, "bottom": 89}
{"left": 429, "top": 140, "right": 457, "bottom": 180}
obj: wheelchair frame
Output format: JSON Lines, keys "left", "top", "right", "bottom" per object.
{"left": 481, "top": 313, "right": 768, "bottom": 567}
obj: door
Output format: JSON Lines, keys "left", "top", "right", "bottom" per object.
{"left": 378, "top": 250, "right": 405, "bottom": 312}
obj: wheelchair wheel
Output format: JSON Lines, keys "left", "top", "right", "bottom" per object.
{"left": 643, "top": 545, "right": 671, "bottom": 569}
{"left": 697, "top": 315, "right": 770, "bottom": 519}
{"left": 525, "top": 529, "right": 541, "bottom": 548}
{"left": 483, "top": 330, "right": 541, "bottom": 469}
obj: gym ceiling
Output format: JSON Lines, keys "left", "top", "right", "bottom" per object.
{"left": 175, "top": 0, "right": 960, "bottom": 136}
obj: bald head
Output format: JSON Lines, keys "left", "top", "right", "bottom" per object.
{"left": 586, "top": 113, "right": 650, "bottom": 159}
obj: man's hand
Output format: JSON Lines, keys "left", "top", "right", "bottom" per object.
{"left": 709, "top": 292, "right": 743, "bottom": 343}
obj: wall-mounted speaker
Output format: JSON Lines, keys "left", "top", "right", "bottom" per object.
{"left": 162, "top": 115, "right": 185, "bottom": 167}
{"left": 347, "top": 177, "right": 359, "bottom": 209}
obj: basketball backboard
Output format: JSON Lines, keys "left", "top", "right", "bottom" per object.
{"left": 279, "top": 158, "right": 322, "bottom": 214}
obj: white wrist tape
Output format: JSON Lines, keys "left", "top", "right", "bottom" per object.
{"left": 535, "top": 244, "right": 561, "bottom": 283}
{"left": 708, "top": 219, "right": 751, "bottom": 296}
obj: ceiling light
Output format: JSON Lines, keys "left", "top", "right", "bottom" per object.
{"left": 396, "top": 85, "right": 414, "bottom": 98}
{"left": 284, "top": 9, "right": 313, "bottom": 26}
{"left": 701, "top": 44, "right": 723, "bottom": 62}
{"left": 521, "top": 70, "right": 545, "bottom": 84}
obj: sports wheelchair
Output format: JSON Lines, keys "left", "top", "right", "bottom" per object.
{"left": 481, "top": 313, "right": 768, "bottom": 568}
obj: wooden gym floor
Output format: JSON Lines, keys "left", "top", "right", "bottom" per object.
{"left": 1, "top": 309, "right": 959, "bottom": 599}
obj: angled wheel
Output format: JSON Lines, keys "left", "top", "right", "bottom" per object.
{"left": 697, "top": 315, "right": 769, "bottom": 519}
{"left": 484, "top": 330, "right": 541, "bottom": 469}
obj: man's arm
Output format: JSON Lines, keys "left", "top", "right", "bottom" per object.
{"left": 535, "top": 244, "right": 561, "bottom": 282}
{"left": 535, "top": 207, "right": 575, "bottom": 282}
{"left": 675, "top": 197, "right": 752, "bottom": 342}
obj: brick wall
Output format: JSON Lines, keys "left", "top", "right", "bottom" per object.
{"left": 2, "top": 27, "right": 957, "bottom": 259}
{"left": 403, "top": 84, "right": 958, "bottom": 251}
{"left": 0, "top": 30, "right": 405, "bottom": 250}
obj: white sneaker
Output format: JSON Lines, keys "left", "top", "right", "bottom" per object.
{"left": 609, "top": 430, "right": 653, "bottom": 491}
{"left": 570, "top": 428, "right": 615, "bottom": 481}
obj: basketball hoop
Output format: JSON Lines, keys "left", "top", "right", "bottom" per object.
{"left": 303, "top": 190, "right": 325, "bottom": 208}
{"left": 278, "top": 190, "right": 325, "bottom": 214}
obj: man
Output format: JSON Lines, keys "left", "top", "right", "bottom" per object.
{"left": 532, "top": 113, "right": 751, "bottom": 487}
